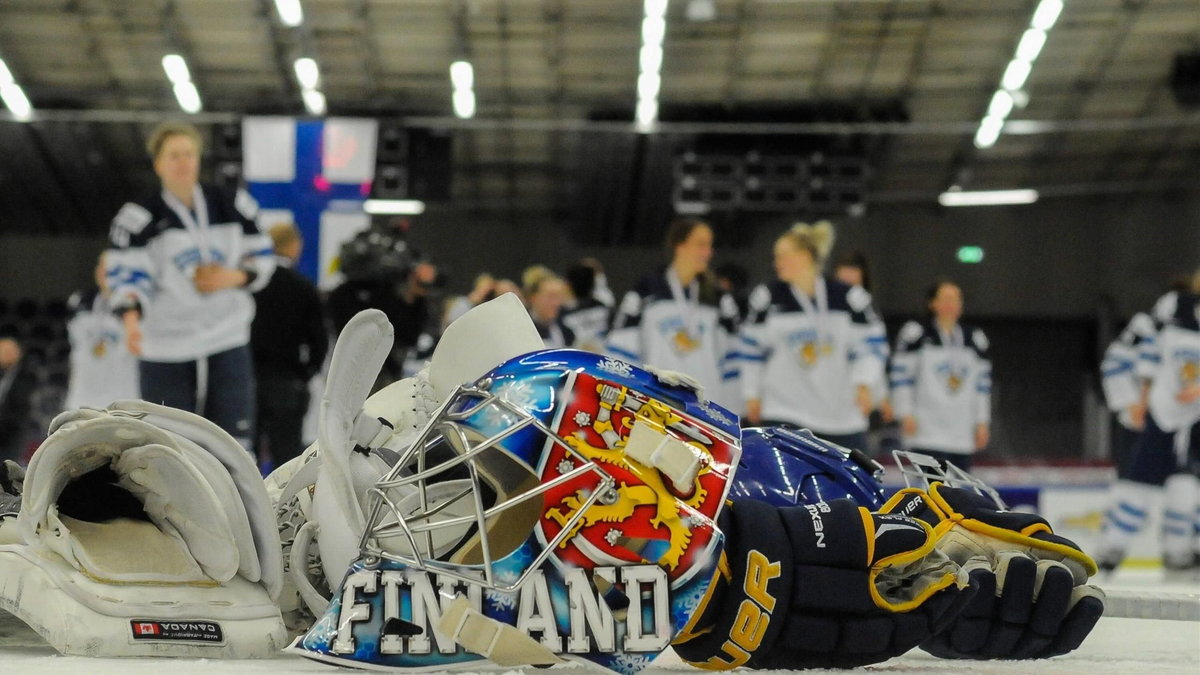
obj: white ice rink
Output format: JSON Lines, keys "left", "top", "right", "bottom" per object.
{"left": 2, "top": 568, "right": 1196, "bottom": 675}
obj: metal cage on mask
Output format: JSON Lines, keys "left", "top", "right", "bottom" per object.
{"left": 359, "top": 376, "right": 620, "bottom": 592}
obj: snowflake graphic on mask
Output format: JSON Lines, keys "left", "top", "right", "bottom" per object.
{"left": 485, "top": 570, "right": 522, "bottom": 611}
{"left": 610, "top": 652, "right": 656, "bottom": 675}
{"left": 605, "top": 528, "right": 622, "bottom": 546}
{"left": 697, "top": 400, "right": 733, "bottom": 427}
{"left": 573, "top": 410, "right": 592, "bottom": 427}
{"left": 597, "top": 356, "right": 633, "bottom": 378}
{"left": 557, "top": 458, "right": 575, "bottom": 474}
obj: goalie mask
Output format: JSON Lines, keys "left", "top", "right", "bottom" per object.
{"left": 291, "top": 349, "right": 741, "bottom": 674}
{"left": 731, "top": 426, "right": 884, "bottom": 510}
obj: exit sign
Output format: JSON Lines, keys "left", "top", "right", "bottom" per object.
{"left": 957, "top": 246, "right": 984, "bottom": 263}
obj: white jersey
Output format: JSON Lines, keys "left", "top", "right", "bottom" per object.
{"left": 739, "top": 277, "right": 888, "bottom": 435}
{"left": 1100, "top": 312, "right": 1155, "bottom": 429}
{"left": 560, "top": 298, "right": 610, "bottom": 352}
{"left": 1139, "top": 292, "right": 1200, "bottom": 432}
{"left": 105, "top": 185, "right": 275, "bottom": 362}
{"left": 891, "top": 319, "right": 992, "bottom": 454}
{"left": 606, "top": 267, "right": 741, "bottom": 409}
{"left": 63, "top": 288, "right": 141, "bottom": 410}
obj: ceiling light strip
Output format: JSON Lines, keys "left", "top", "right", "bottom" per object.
{"left": 636, "top": 0, "right": 669, "bottom": 130}
{"left": 450, "top": 60, "right": 475, "bottom": 119}
{"left": 973, "top": 0, "right": 1063, "bottom": 149}
{"left": 161, "top": 54, "right": 202, "bottom": 114}
{"left": 0, "top": 57, "right": 33, "bottom": 121}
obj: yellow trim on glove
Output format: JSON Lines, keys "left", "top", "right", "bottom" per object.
{"left": 865, "top": 515, "right": 959, "bottom": 612}
{"left": 927, "top": 483, "right": 1098, "bottom": 577}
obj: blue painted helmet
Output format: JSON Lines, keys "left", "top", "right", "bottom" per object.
{"left": 731, "top": 426, "right": 884, "bottom": 510}
{"left": 293, "top": 349, "right": 742, "bottom": 674}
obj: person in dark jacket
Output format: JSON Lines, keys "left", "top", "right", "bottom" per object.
{"left": 0, "top": 334, "right": 38, "bottom": 463}
{"left": 251, "top": 223, "right": 328, "bottom": 468}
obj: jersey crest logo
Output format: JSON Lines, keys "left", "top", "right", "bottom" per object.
{"left": 672, "top": 329, "right": 700, "bottom": 355}
{"left": 537, "top": 372, "right": 733, "bottom": 579}
{"left": 1182, "top": 360, "right": 1199, "bottom": 385}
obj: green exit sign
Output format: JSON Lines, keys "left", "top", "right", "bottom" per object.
{"left": 957, "top": 246, "right": 984, "bottom": 263}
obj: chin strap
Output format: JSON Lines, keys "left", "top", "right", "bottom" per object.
{"left": 437, "top": 594, "right": 565, "bottom": 667}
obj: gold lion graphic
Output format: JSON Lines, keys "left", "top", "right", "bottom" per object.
{"left": 547, "top": 384, "right": 711, "bottom": 570}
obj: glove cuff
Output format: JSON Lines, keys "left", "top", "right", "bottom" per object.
{"left": 673, "top": 499, "right": 795, "bottom": 670}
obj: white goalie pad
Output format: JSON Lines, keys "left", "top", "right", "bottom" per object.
{"left": 0, "top": 402, "right": 287, "bottom": 658}
{"left": 268, "top": 293, "right": 545, "bottom": 617}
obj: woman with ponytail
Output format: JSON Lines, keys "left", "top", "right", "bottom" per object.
{"left": 606, "top": 218, "right": 742, "bottom": 409}
{"left": 739, "top": 221, "right": 888, "bottom": 452}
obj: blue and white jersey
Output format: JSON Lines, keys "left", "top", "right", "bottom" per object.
{"left": 1139, "top": 292, "right": 1200, "bottom": 432}
{"left": 890, "top": 319, "right": 991, "bottom": 454}
{"left": 605, "top": 267, "right": 741, "bottom": 410}
{"left": 64, "top": 287, "right": 140, "bottom": 410}
{"left": 560, "top": 298, "right": 611, "bottom": 353}
{"left": 740, "top": 277, "right": 888, "bottom": 435}
{"left": 105, "top": 184, "right": 275, "bottom": 362}
{"left": 1101, "top": 312, "right": 1155, "bottom": 429}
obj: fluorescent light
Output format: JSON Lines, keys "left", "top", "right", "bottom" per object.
{"left": 301, "top": 88, "right": 326, "bottom": 115}
{"left": 636, "top": 99, "right": 658, "bottom": 128}
{"left": 939, "top": 189, "right": 1038, "bottom": 207}
{"left": 364, "top": 199, "right": 426, "bottom": 215}
{"left": 642, "top": 16, "right": 666, "bottom": 46}
{"left": 1001, "top": 58, "right": 1032, "bottom": 91}
{"left": 450, "top": 61, "right": 474, "bottom": 90}
{"left": 0, "top": 59, "right": 13, "bottom": 86}
{"left": 973, "top": 115, "right": 1004, "bottom": 149}
{"left": 172, "top": 81, "right": 202, "bottom": 114}
{"left": 274, "top": 0, "right": 304, "bottom": 27}
{"left": 644, "top": 0, "right": 669, "bottom": 19}
{"left": 161, "top": 54, "right": 191, "bottom": 85}
{"left": 293, "top": 57, "right": 320, "bottom": 90}
{"left": 639, "top": 44, "right": 663, "bottom": 73}
{"left": 453, "top": 89, "right": 475, "bottom": 119}
{"left": 1016, "top": 29, "right": 1047, "bottom": 63}
{"left": 1031, "top": 0, "right": 1063, "bottom": 31}
{"left": 637, "top": 71, "right": 662, "bottom": 99}
{"left": 0, "top": 82, "right": 33, "bottom": 121}
{"left": 987, "top": 90, "right": 1014, "bottom": 119}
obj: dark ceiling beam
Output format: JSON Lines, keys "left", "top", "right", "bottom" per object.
{"left": 809, "top": 3, "right": 844, "bottom": 98}
{"left": 498, "top": 0, "right": 518, "bottom": 224}
{"left": 351, "top": 0, "right": 383, "bottom": 101}
{"left": 254, "top": 0, "right": 300, "bottom": 113}
{"left": 719, "top": 0, "right": 752, "bottom": 109}
{"left": 856, "top": 0, "right": 899, "bottom": 103}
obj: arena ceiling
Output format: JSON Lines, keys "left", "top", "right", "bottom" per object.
{"left": 1, "top": 0, "right": 1199, "bottom": 233}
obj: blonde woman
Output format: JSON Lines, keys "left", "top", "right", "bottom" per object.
{"left": 740, "top": 221, "right": 887, "bottom": 452}
{"left": 105, "top": 121, "right": 274, "bottom": 451}
{"left": 607, "top": 218, "right": 741, "bottom": 408}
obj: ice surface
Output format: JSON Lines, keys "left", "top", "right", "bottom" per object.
{"left": 2, "top": 569, "right": 1196, "bottom": 674}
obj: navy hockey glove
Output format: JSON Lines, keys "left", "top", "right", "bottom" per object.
{"left": 672, "top": 497, "right": 974, "bottom": 670}
{"left": 887, "top": 485, "right": 1106, "bottom": 660}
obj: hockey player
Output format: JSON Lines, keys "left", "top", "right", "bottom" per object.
{"left": 607, "top": 218, "right": 742, "bottom": 409}
{"left": 1099, "top": 311, "right": 1156, "bottom": 473}
{"left": 105, "top": 122, "right": 275, "bottom": 451}
{"left": 63, "top": 252, "right": 140, "bottom": 411}
{"left": 1098, "top": 278, "right": 1200, "bottom": 575}
{"left": 561, "top": 261, "right": 613, "bottom": 353}
{"left": 739, "top": 221, "right": 888, "bottom": 453}
{"left": 890, "top": 279, "right": 992, "bottom": 471}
